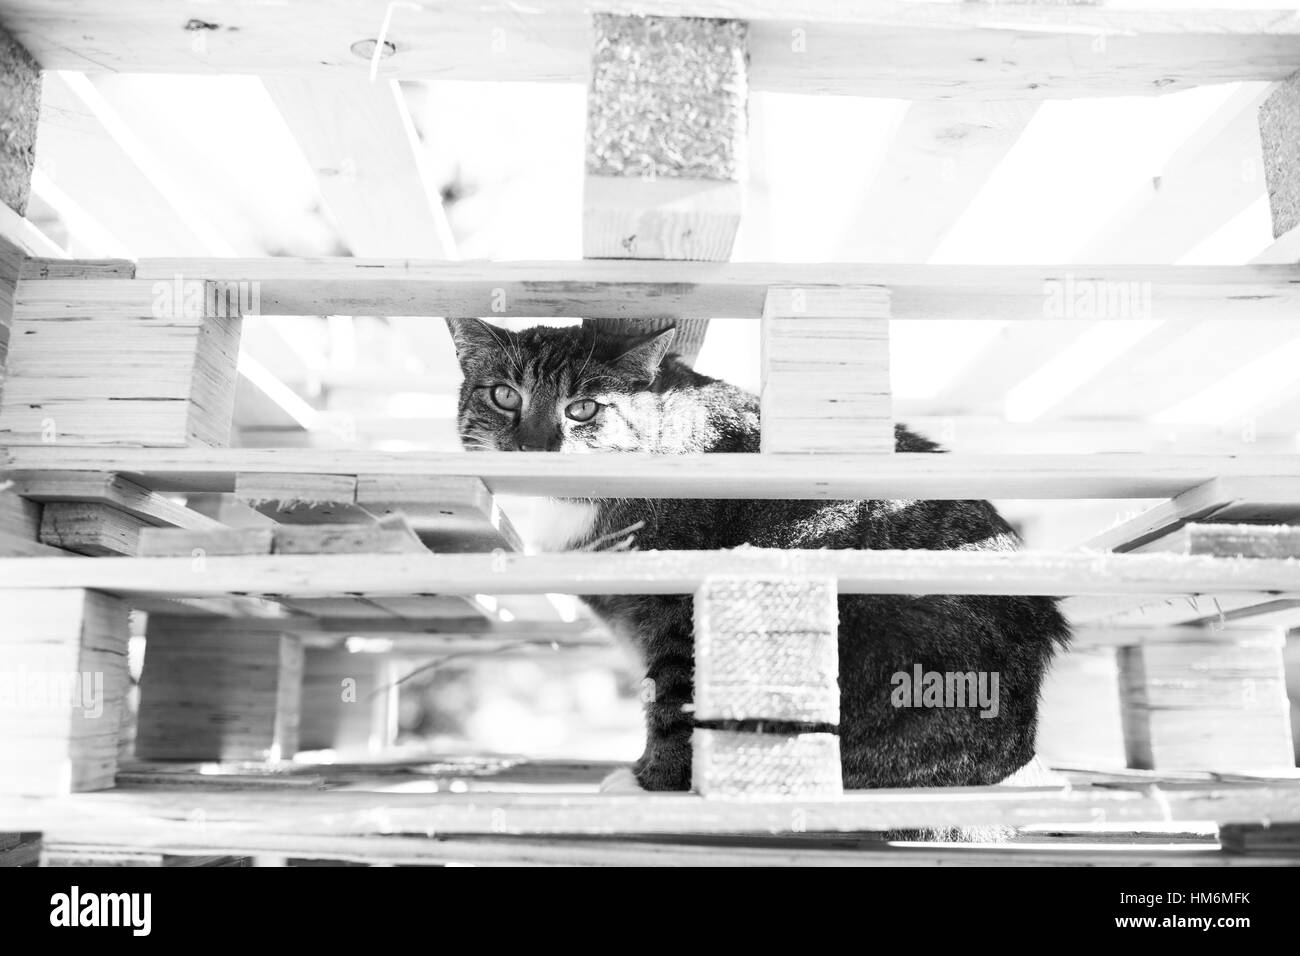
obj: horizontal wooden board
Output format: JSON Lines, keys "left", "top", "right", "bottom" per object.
{"left": 138, "top": 527, "right": 274, "bottom": 557}
{"left": 6, "top": 2, "right": 1300, "bottom": 98}
{"left": 110, "top": 261, "right": 1300, "bottom": 321}
{"left": 0, "top": 549, "right": 1297, "bottom": 599}
{"left": 2, "top": 778, "right": 1299, "bottom": 839}
{"left": 25, "top": 836, "right": 1294, "bottom": 868}
{"left": 8, "top": 471, "right": 222, "bottom": 530}
{"left": 5, "top": 449, "right": 1300, "bottom": 499}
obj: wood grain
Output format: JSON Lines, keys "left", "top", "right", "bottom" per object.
{"left": 0, "top": 549, "right": 1297, "bottom": 599}
{"left": 6, "top": 448, "right": 1300, "bottom": 499}
{"left": 6, "top": 2, "right": 1300, "bottom": 97}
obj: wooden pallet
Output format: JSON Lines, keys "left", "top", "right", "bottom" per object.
{"left": 1, "top": 1, "right": 1298, "bottom": 866}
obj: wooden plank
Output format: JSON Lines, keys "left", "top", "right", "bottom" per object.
{"left": 355, "top": 476, "right": 521, "bottom": 553}
{"left": 0, "top": 204, "right": 64, "bottom": 258}
{"left": 38, "top": 503, "right": 146, "bottom": 556}
{"left": 138, "top": 527, "right": 274, "bottom": 558}
{"left": 14, "top": 831, "right": 1295, "bottom": 867}
{"left": 263, "top": 76, "right": 455, "bottom": 259}
{"left": 1069, "top": 593, "right": 1274, "bottom": 629}
{"left": 761, "top": 286, "right": 892, "bottom": 453}
{"left": 6, "top": 2, "right": 1300, "bottom": 97}
{"left": 8, "top": 448, "right": 1300, "bottom": 499}
{"left": 104, "top": 260, "right": 1300, "bottom": 322}
{"left": 272, "top": 518, "right": 427, "bottom": 555}
{"left": 1081, "top": 477, "right": 1300, "bottom": 552}
{"left": 2, "top": 549, "right": 1300, "bottom": 599}
{"left": 235, "top": 472, "right": 371, "bottom": 525}
{"left": 8, "top": 471, "right": 222, "bottom": 530}
{"left": 19, "top": 258, "right": 133, "bottom": 280}
{"left": 3, "top": 779, "right": 1300, "bottom": 840}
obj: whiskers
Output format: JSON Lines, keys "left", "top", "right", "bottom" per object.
{"left": 459, "top": 434, "right": 502, "bottom": 453}
{"left": 578, "top": 519, "right": 646, "bottom": 553}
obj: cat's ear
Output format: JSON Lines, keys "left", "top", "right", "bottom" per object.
{"left": 611, "top": 328, "right": 676, "bottom": 384}
{"left": 445, "top": 318, "right": 507, "bottom": 369}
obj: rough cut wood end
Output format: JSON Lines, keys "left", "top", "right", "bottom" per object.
{"left": 694, "top": 575, "right": 839, "bottom": 723}
{"left": 692, "top": 729, "right": 842, "bottom": 798}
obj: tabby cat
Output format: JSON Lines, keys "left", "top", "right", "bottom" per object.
{"left": 448, "top": 318, "right": 1070, "bottom": 798}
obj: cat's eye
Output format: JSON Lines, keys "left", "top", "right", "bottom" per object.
{"left": 489, "top": 385, "right": 521, "bottom": 412}
{"left": 565, "top": 399, "right": 600, "bottom": 423}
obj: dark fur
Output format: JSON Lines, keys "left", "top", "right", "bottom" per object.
{"left": 450, "top": 320, "right": 1071, "bottom": 809}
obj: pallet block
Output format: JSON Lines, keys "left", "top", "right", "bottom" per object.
{"left": 1118, "top": 636, "right": 1295, "bottom": 773}
{"left": 692, "top": 729, "right": 842, "bottom": 799}
{"left": 1036, "top": 645, "right": 1127, "bottom": 770}
{"left": 1258, "top": 70, "right": 1300, "bottom": 242}
{"left": 0, "top": 278, "right": 241, "bottom": 447}
{"left": 0, "top": 589, "right": 130, "bottom": 794}
{"left": 761, "top": 286, "right": 893, "bottom": 454}
{"left": 298, "top": 649, "right": 399, "bottom": 754}
{"left": 583, "top": 15, "right": 747, "bottom": 263}
{"left": 692, "top": 576, "right": 842, "bottom": 798}
{"left": 694, "top": 576, "right": 839, "bottom": 724}
{"left": 136, "top": 616, "right": 302, "bottom": 761}
{"left": 1220, "top": 822, "right": 1300, "bottom": 857}
{"left": 39, "top": 502, "right": 146, "bottom": 556}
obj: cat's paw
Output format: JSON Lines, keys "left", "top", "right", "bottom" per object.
{"left": 598, "top": 767, "right": 645, "bottom": 793}
{"left": 633, "top": 756, "right": 692, "bottom": 791}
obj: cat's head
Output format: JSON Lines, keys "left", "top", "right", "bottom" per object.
{"left": 447, "top": 319, "right": 676, "bottom": 453}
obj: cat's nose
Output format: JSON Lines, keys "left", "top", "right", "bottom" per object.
{"left": 516, "top": 437, "right": 560, "bottom": 452}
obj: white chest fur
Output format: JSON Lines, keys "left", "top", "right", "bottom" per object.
{"left": 503, "top": 496, "right": 600, "bottom": 553}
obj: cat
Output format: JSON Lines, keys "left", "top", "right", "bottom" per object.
{"left": 447, "top": 318, "right": 1071, "bottom": 806}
